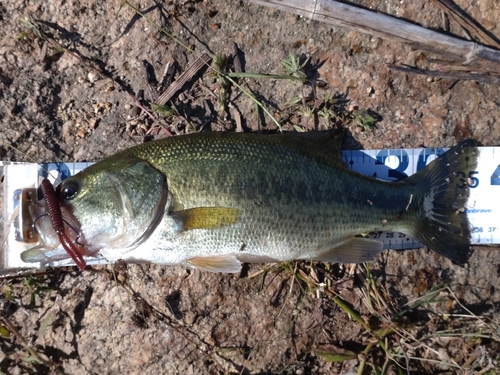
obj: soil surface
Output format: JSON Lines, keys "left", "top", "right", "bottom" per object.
{"left": 1, "top": 1, "right": 500, "bottom": 374}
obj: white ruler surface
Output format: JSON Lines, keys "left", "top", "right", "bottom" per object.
{"left": 1, "top": 146, "right": 498, "bottom": 271}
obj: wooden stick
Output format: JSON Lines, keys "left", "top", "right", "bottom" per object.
{"left": 389, "top": 64, "right": 500, "bottom": 84}
{"left": 249, "top": 0, "right": 500, "bottom": 68}
{"left": 430, "top": 0, "right": 500, "bottom": 50}
{"left": 155, "top": 53, "right": 212, "bottom": 106}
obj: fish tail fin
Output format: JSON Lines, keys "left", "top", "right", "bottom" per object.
{"left": 406, "top": 140, "right": 478, "bottom": 265}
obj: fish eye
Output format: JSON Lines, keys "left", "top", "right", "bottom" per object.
{"left": 59, "top": 180, "right": 80, "bottom": 200}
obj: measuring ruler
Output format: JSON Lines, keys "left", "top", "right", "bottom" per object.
{"left": 1, "top": 146, "right": 499, "bottom": 272}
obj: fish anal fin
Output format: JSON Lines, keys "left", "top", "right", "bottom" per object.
{"left": 310, "top": 237, "right": 383, "bottom": 263}
{"left": 187, "top": 255, "right": 242, "bottom": 273}
{"left": 173, "top": 207, "right": 240, "bottom": 231}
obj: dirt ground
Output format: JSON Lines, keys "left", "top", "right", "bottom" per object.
{"left": 1, "top": 0, "right": 500, "bottom": 374}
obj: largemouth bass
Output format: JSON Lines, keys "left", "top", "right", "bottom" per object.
{"left": 21, "top": 131, "right": 478, "bottom": 272}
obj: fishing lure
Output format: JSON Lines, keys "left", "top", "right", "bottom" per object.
{"left": 39, "top": 179, "right": 87, "bottom": 270}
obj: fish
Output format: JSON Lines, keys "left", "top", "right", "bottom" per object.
{"left": 20, "top": 130, "right": 478, "bottom": 273}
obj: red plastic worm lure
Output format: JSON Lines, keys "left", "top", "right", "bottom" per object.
{"left": 40, "top": 179, "right": 86, "bottom": 270}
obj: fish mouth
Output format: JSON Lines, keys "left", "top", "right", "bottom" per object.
{"left": 19, "top": 189, "right": 91, "bottom": 265}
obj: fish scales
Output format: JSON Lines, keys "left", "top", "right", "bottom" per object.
{"left": 21, "top": 131, "right": 478, "bottom": 272}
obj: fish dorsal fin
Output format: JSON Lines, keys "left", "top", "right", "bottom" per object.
{"left": 308, "top": 236, "right": 383, "bottom": 263}
{"left": 187, "top": 255, "right": 242, "bottom": 273}
{"left": 172, "top": 207, "right": 240, "bottom": 231}
{"left": 283, "top": 129, "right": 345, "bottom": 158}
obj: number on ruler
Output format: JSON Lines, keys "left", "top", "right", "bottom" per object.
{"left": 375, "top": 150, "right": 409, "bottom": 180}
{"left": 456, "top": 171, "right": 479, "bottom": 188}
{"left": 375, "top": 148, "right": 447, "bottom": 181}
{"left": 491, "top": 164, "right": 500, "bottom": 185}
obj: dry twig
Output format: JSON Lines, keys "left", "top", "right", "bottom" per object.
{"left": 155, "top": 53, "right": 212, "bottom": 105}
{"left": 249, "top": 0, "right": 500, "bottom": 72}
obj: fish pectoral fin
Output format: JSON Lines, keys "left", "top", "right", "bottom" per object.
{"left": 187, "top": 255, "right": 242, "bottom": 273}
{"left": 310, "top": 237, "right": 383, "bottom": 263}
{"left": 172, "top": 207, "right": 240, "bottom": 231}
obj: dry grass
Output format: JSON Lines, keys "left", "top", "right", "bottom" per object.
{"left": 284, "top": 262, "right": 499, "bottom": 374}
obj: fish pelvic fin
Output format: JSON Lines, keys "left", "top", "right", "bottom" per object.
{"left": 405, "top": 140, "right": 478, "bottom": 266}
{"left": 187, "top": 255, "right": 242, "bottom": 273}
{"left": 306, "top": 236, "right": 383, "bottom": 263}
{"left": 172, "top": 207, "right": 240, "bottom": 231}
